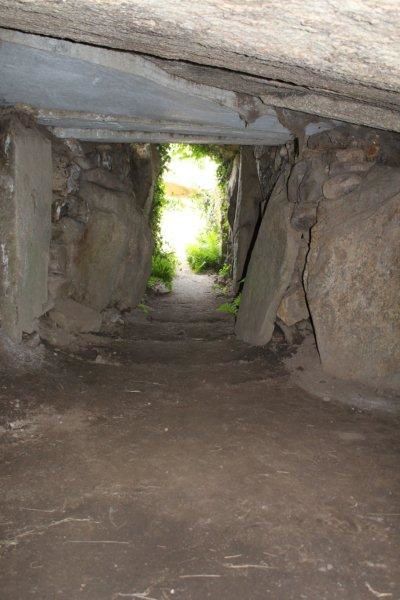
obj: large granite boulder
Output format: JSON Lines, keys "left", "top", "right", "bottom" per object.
{"left": 235, "top": 169, "right": 302, "bottom": 345}
{"left": 305, "top": 165, "right": 400, "bottom": 380}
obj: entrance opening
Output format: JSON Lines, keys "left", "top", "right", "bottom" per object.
{"left": 148, "top": 144, "right": 233, "bottom": 294}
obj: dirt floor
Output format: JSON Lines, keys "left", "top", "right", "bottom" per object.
{"left": 0, "top": 270, "right": 399, "bottom": 600}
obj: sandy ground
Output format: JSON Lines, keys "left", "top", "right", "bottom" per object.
{"left": 0, "top": 271, "right": 399, "bottom": 600}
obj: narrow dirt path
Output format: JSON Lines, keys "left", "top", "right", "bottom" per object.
{"left": 0, "top": 272, "right": 399, "bottom": 599}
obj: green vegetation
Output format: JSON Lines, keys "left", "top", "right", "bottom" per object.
{"left": 218, "top": 263, "right": 231, "bottom": 280}
{"left": 148, "top": 250, "right": 178, "bottom": 291}
{"left": 150, "top": 144, "right": 170, "bottom": 252}
{"left": 217, "top": 294, "right": 241, "bottom": 316}
{"left": 137, "top": 302, "right": 151, "bottom": 315}
{"left": 166, "top": 144, "right": 234, "bottom": 275}
{"left": 148, "top": 144, "right": 179, "bottom": 291}
{"left": 172, "top": 144, "right": 237, "bottom": 272}
{"left": 186, "top": 229, "right": 222, "bottom": 273}
{"left": 148, "top": 143, "right": 238, "bottom": 283}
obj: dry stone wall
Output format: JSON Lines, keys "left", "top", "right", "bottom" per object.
{"left": 235, "top": 125, "right": 400, "bottom": 382}
{"left": 0, "top": 111, "right": 159, "bottom": 347}
{"left": 43, "top": 140, "right": 157, "bottom": 341}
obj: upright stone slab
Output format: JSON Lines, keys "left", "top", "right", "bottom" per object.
{"left": 227, "top": 154, "right": 239, "bottom": 230}
{"left": 72, "top": 181, "right": 152, "bottom": 311}
{"left": 305, "top": 165, "right": 400, "bottom": 380}
{"left": 232, "top": 147, "right": 263, "bottom": 292}
{"left": 131, "top": 144, "right": 160, "bottom": 219}
{"left": 0, "top": 116, "right": 52, "bottom": 341}
{"left": 235, "top": 170, "right": 301, "bottom": 345}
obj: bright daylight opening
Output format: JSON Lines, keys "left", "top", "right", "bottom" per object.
{"left": 162, "top": 147, "right": 218, "bottom": 263}
{"left": 148, "top": 144, "right": 228, "bottom": 294}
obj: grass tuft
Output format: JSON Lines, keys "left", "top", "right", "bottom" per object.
{"left": 186, "top": 230, "right": 222, "bottom": 273}
{"left": 149, "top": 250, "right": 178, "bottom": 291}
{"left": 217, "top": 294, "right": 241, "bottom": 316}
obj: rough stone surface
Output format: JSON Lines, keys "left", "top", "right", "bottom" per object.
{"left": 232, "top": 147, "right": 263, "bottom": 292}
{"left": 305, "top": 165, "right": 400, "bottom": 381}
{"left": 254, "top": 145, "right": 286, "bottom": 206}
{"left": 48, "top": 298, "right": 101, "bottom": 333}
{"left": 0, "top": 29, "right": 295, "bottom": 147}
{"left": 323, "top": 173, "right": 362, "bottom": 200}
{"left": 227, "top": 154, "right": 239, "bottom": 230}
{"left": 45, "top": 141, "right": 156, "bottom": 322}
{"left": 277, "top": 284, "right": 309, "bottom": 327}
{"left": 0, "top": 116, "right": 52, "bottom": 341}
{"left": 1, "top": 1, "right": 400, "bottom": 133}
{"left": 81, "top": 168, "right": 133, "bottom": 193}
{"left": 131, "top": 144, "right": 160, "bottom": 219}
{"left": 288, "top": 155, "right": 327, "bottom": 231}
{"left": 71, "top": 182, "right": 152, "bottom": 311}
{"left": 235, "top": 170, "right": 301, "bottom": 345}
{"left": 38, "top": 318, "right": 76, "bottom": 348}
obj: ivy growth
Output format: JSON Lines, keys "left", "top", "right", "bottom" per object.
{"left": 151, "top": 143, "right": 171, "bottom": 253}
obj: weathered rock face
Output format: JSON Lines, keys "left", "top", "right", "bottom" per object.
{"left": 237, "top": 124, "right": 400, "bottom": 382}
{"left": 232, "top": 147, "right": 263, "bottom": 292}
{"left": 305, "top": 164, "right": 400, "bottom": 381}
{"left": 48, "top": 298, "right": 101, "bottom": 334}
{"left": 2, "top": 1, "right": 400, "bottom": 133}
{"left": 72, "top": 182, "right": 152, "bottom": 311}
{"left": 0, "top": 115, "right": 52, "bottom": 341}
{"left": 131, "top": 144, "right": 161, "bottom": 219}
{"left": 227, "top": 154, "right": 239, "bottom": 231}
{"left": 49, "top": 141, "right": 156, "bottom": 319}
{"left": 235, "top": 169, "right": 302, "bottom": 345}
{"left": 254, "top": 145, "right": 287, "bottom": 209}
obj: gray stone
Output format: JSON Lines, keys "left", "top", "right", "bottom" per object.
{"left": 101, "top": 307, "right": 124, "bottom": 325}
{"left": 131, "top": 144, "right": 160, "bottom": 219}
{"left": 48, "top": 298, "right": 102, "bottom": 333}
{"left": 232, "top": 147, "right": 263, "bottom": 292}
{"left": 254, "top": 146, "right": 284, "bottom": 205}
{"left": 288, "top": 156, "right": 327, "bottom": 231}
{"left": 53, "top": 147, "right": 80, "bottom": 196}
{"left": 112, "top": 213, "right": 153, "bottom": 310}
{"left": 0, "top": 116, "right": 52, "bottom": 341}
{"left": 1, "top": 3, "right": 400, "bottom": 133}
{"left": 0, "top": 29, "right": 295, "bottom": 147}
{"left": 82, "top": 168, "right": 133, "bottom": 193}
{"left": 235, "top": 170, "right": 302, "bottom": 345}
{"left": 305, "top": 165, "right": 400, "bottom": 381}
{"left": 71, "top": 182, "right": 152, "bottom": 311}
{"left": 46, "top": 217, "right": 86, "bottom": 310}
{"left": 277, "top": 284, "right": 309, "bottom": 327}
{"left": 39, "top": 318, "right": 76, "bottom": 348}
{"left": 227, "top": 154, "right": 239, "bottom": 230}
{"left": 335, "top": 148, "right": 366, "bottom": 163}
{"left": 329, "top": 161, "right": 373, "bottom": 177}
{"left": 323, "top": 173, "right": 362, "bottom": 200}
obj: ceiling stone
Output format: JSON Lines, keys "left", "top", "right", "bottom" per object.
{"left": 0, "top": 28, "right": 337, "bottom": 145}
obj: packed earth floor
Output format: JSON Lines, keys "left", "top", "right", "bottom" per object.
{"left": 0, "top": 271, "right": 399, "bottom": 600}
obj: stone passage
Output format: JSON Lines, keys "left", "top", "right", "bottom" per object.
{"left": 0, "top": 109, "right": 399, "bottom": 386}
